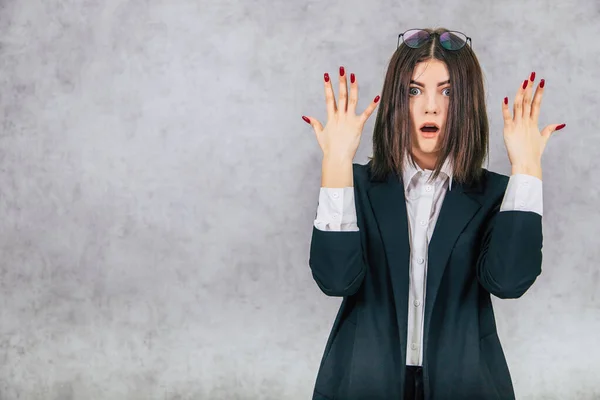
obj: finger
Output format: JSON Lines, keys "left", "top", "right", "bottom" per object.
{"left": 513, "top": 78, "right": 527, "bottom": 124}
{"left": 531, "top": 78, "right": 545, "bottom": 124}
{"left": 324, "top": 72, "right": 337, "bottom": 120}
{"left": 338, "top": 66, "right": 348, "bottom": 112}
{"left": 522, "top": 71, "right": 535, "bottom": 119}
{"left": 302, "top": 116, "right": 324, "bottom": 135}
{"left": 501, "top": 96, "right": 512, "bottom": 125}
{"left": 347, "top": 72, "right": 358, "bottom": 114}
{"left": 541, "top": 123, "right": 566, "bottom": 139}
{"left": 359, "top": 94, "right": 381, "bottom": 124}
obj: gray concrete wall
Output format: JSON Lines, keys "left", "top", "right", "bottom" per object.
{"left": 0, "top": 0, "right": 598, "bottom": 398}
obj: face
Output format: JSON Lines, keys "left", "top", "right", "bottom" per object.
{"left": 408, "top": 59, "right": 450, "bottom": 170}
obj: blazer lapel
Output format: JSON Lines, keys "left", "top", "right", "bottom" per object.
{"left": 368, "top": 173, "right": 411, "bottom": 363}
{"left": 367, "top": 170, "right": 482, "bottom": 364}
{"left": 423, "top": 177, "right": 481, "bottom": 344}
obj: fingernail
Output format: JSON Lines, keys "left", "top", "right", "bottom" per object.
{"left": 324, "top": 73, "right": 330, "bottom": 83}
{"left": 302, "top": 116, "right": 310, "bottom": 124}
{"left": 504, "top": 97, "right": 508, "bottom": 105}
{"left": 340, "top": 66, "right": 345, "bottom": 76}
{"left": 540, "top": 79, "right": 545, "bottom": 88}
{"left": 556, "top": 123, "right": 566, "bottom": 131}
{"left": 530, "top": 72, "right": 536, "bottom": 81}
{"left": 522, "top": 80, "right": 528, "bottom": 89}
{"left": 350, "top": 73, "right": 355, "bottom": 84}
{"left": 374, "top": 95, "right": 380, "bottom": 103}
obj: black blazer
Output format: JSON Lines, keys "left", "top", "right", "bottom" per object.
{"left": 309, "top": 161, "right": 543, "bottom": 400}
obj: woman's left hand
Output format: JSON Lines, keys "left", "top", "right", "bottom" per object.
{"left": 501, "top": 72, "right": 565, "bottom": 172}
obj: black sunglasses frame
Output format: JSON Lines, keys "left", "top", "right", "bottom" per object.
{"left": 397, "top": 29, "right": 472, "bottom": 51}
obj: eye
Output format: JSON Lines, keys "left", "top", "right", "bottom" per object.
{"left": 409, "top": 87, "right": 421, "bottom": 96}
{"left": 442, "top": 87, "right": 451, "bottom": 96}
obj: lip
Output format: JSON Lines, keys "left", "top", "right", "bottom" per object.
{"left": 419, "top": 122, "right": 440, "bottom": 139}
{"left": 419, "top": 122, "right": 440, "bottom": 130}
{"left": 420, "top": 130, "right": 439, "bottom": 138}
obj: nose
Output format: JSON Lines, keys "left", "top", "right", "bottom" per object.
{"left": 425, "top": 94, "right": 439, "bottom": 115}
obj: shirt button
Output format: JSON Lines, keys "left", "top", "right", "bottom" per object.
{"left": 425, "top": 186, "right": 432, "bottom": 192}
{"left": 332, "top": 192, "right": 339, "bottom": 198}
{"left": 420, "top": 220, "right": 426, "bottom": 226}
{"left": 519, "top": 201, "right": 525, "bottom": 207}
{"left": 417, "top": 258, "right": 424, "bottom": 264}
{"left": 414, "top": 300, "right": 421, "bottom": 307}
{"left": 411, "top": 343, "right": 418, "bottom": 350}
{"left": 332, "top": 214, "right": 338, "bottom": 219}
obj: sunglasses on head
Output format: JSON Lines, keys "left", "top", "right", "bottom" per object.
{"left": 397, "top": 29, "right": 472, "bottom": 51}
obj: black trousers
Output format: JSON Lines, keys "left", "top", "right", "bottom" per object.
{"left": 404, "top": 366, "right": 424, "bottom": 400}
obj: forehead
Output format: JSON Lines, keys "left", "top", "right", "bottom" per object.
{"left": 411, "top": 59, "right": 449, "bottom": 81}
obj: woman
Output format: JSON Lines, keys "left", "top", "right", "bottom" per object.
{"left": 301, "top": 28, "right": 565, "bottom": 400}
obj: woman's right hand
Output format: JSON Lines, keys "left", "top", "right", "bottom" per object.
{"left": 303, "top": 66, "right": 380, "bottom": 162}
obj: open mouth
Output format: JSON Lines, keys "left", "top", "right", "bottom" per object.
{"left": 420, "top": 122, "right": 440, "bottom": 133}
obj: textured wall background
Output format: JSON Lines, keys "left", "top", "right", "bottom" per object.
{"left": 0, "top": 0, "right": 599, "bottom": 399}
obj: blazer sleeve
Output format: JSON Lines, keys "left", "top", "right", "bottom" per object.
{"left": 308, "top": 165, "right": 368, "bottom": 297}
{"left": 476, "top": 198, "right": 544, "bottom": 299}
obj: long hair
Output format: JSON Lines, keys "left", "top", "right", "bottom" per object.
{"left": 367, "top": 27, "right": 489, "bottom": 186}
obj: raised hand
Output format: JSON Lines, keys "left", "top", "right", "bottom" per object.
{"left": 303, "top": 66, "right": 380, "bottom": 162}
{"left": 502, "top": 72, "right": 566, "bottom": 173}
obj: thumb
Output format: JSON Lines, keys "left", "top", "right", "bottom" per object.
{"left": 541, "top": 123, "right": 566, "bottom": 139}
{"left": 302, "top": 116, "right": 324, "bottom": 135}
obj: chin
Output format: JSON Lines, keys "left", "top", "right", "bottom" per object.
{"left": 416, "top": 140, "right": 439, "bottom": 154}
{"left": 413, "top": 130, "right": 443, "bottom": 152}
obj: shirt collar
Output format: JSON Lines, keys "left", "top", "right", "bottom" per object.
{"left": 401, "top": 152, "right": 454, "bottom": 191}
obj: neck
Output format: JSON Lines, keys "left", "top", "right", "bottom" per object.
{"left": 411, "top": 150, "right": 438, "bottom": 171}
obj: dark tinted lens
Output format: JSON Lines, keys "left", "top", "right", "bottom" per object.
{"left": 439, "top": 31, "right": 467, "bottom": 50}
{"left": 403, "top": 29, "right": 430, "bottom": 48}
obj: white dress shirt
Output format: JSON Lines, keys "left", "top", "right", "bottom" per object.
{"left": 313, "top": 156, "right": 543, "bottom": 366}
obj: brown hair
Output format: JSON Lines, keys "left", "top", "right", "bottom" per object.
{"left": 367, "top": 27, "right": 489, "bottom": 186}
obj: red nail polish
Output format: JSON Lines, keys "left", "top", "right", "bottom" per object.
{"left": 530, "top": 72, "right": 536, "bottom": 81}
{"left": 340, "top": 66, "right": 345, "bottom": 76}
{"left": 374, "top": 95, "right": 380, "bottom": 103}
{"left": 522, "top": 80, "right": 528, "bottom": 89}
{"left": 351, "top": 73, "right": 355, "bottom": 84}
{"left": 324, "top": 73, "right": 330, "bottom": 83}
{"left": 504, "top": 97, "right": 508, "bottom": 105}
{"left": 556, "top": 123, "right": 566, "bottom": 131}
{"left": 302, "top": 116, "right": 310, "bottom": 124}
{"left": 540, "top": 79, "right": 545, "bottom": 88}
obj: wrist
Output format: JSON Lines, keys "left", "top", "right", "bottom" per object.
{"left": 323, "top": 154, "right": 353, "bottom": 166}
{"left": 511, "top": 163, "right": 542, "bottom": 179}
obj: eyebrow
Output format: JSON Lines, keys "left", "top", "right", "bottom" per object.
{"left": 410, "top": 80, "right": 451, "bottom": 87}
